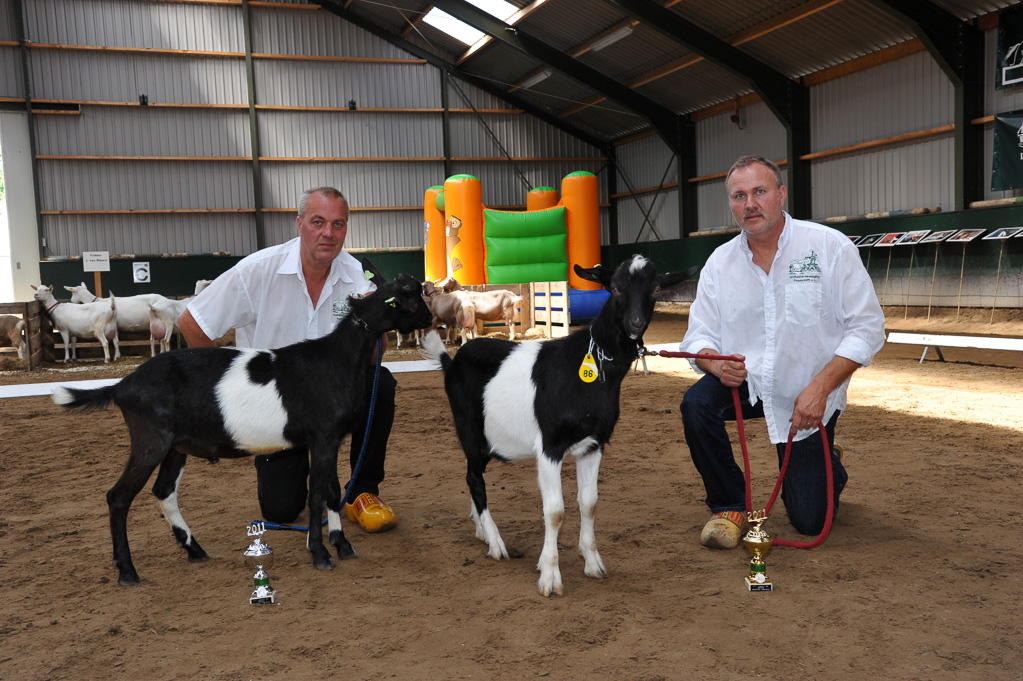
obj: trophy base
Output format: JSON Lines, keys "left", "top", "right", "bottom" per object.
{"left": 250, "top": 587, "right": 277, "bottom": 605}
{"left": 745, "top": 577, "right": 773, "bottom": 592}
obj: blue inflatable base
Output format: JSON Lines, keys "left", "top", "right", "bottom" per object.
{"left": 568, "top": 287, "right": 610, "bottom": 320}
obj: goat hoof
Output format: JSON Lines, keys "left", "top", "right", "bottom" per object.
{"left": 117, "top": 569, "right": 141, "bottom": 587}
{"left": 310, "top": 548, "right": 333, "bottom": 571}
{"left": 330, "top": 530, "right": 355, "bottom": 560}
{"left": 183, "top": 536, "right": 208, "bottom": 561}
{"left": 508, "top": 548, "right": 524, "bottom": 559}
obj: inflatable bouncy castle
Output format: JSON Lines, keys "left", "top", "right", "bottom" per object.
{"left": 423, "top": 171, "right": 609, "bottom": 319}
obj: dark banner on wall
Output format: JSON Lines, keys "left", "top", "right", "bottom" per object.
{"left": 998, "top": 5, "right": 1023, "bottom": 89}
{"left": 991, "top": 111, "right": 1023, "bottom": 190}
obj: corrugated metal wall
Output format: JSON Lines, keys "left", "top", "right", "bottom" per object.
{"left": 613, "top": 134, "right": 679, "bottom": 242}
{"left": 2, "top": 0, "right": 1017, "bottom": 289}
{"left": 694, "top": 101, "right": 788, "bottom": 229}
{"left": 2, "top": 0, "right": 603, "bottom": 260}
{"left": 0, "top": 0, "right": 24, "bottom": 94}
{"left": 810, "top": 50, "right": 955, "bottom": 219}
{"left": 614, "top": 39, "right": 975, "bottom": 234}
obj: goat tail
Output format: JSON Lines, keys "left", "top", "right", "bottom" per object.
{"left": 51, "top": 383, "right": 118, "bottom": 412}
{"left": 418, "top": 329, "right": 451, "bottom": 372}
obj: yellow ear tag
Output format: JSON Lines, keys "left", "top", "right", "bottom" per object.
{"left": 579, "top": 352, "right": 598, "bottom": 383}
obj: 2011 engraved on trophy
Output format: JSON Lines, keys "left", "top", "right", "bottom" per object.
{"left": 743, "top": 510, "right": 773, "bottom": 592}
{"left": 243, "top": 522, "right": 276, "bottom": 605}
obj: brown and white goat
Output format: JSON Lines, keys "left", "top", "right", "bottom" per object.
{"left": 0, "top": 315, "right": 27, "bottom": 359}
{"left": 422, "top": 281, "right": 476, "bottom": 345}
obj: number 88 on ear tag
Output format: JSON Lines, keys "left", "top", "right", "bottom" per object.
{"left": 579, "top": 353, "right": 598, "bottom": 383}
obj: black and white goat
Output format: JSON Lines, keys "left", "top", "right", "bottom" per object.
{"left": 53, "top": 273, "right": 432, "bottom": 586}
{"left": 419, "top": 255, "right": 696, "bottom": 596}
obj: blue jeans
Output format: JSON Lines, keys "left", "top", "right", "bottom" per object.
{"left": 680, "top": 373, "right": 847, "bottom": 535}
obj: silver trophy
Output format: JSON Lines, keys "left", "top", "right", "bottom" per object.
{"left": 243, "top": 522, "right": 276, "bottom": 605}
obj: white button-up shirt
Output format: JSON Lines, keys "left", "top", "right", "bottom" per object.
{"left": 681, "top": 212, "right": 885, "bottom": 443}
{"left": 188, "top": 237, "right": 375, "bottom": 349}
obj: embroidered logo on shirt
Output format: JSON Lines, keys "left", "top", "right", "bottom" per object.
{"left": 788, "top": 251, "right": 822, "bottom": 282}
{"left": 332, "top": 298, "right": 351, "bottom": 323}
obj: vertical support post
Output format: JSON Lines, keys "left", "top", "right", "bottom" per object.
{"left": 15, "top": 0, "right": 45, "bottom": 258}
{"left": 954, "top": 24, "right": 983, "bottom": 211}
{"left": 904, "top": 245, "right": 916, "bottom": 319}
{"left": 955, "top": 244, "right": 966, "bottom": 321}
{"left": 785, "top": 83, "right": 812, "bottom": 220}
{"left": 678, "top": 116, "right": 697, "bottom": 238}
{"left": 441, "top": 71, "right": 452, "bottom": 180}
{"left": 241, "top": 0, "right": 265, "bottom": 250}
{"left": 990, "top": 241, "right": 1004, "bottom": 324}
{"left": 881, "top": 249, "right": 893, "bottom": 308}
{"left": 926, "top": 245, "right": 940, "bottom": 320}
{"left": 606, "top": 148, "right": 619, "bottom": 247}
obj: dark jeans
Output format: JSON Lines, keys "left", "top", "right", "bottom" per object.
{"left": 254, "top": 367, "right": 397, "bottom": 524}
{"left": 680, "top": 373, "right": 847, "bottom": 535}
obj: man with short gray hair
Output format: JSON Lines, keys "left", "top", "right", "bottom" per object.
{"left": 179, "top": 186, "right": 399, "bottom": 533}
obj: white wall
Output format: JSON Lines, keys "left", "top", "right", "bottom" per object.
{"left": 0, "top": 111, "right": 41, "bottom": 302}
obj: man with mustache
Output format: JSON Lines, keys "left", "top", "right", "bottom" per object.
{"left": 679, "top": 156, "right": 885, "bottom": 549}
{"left": 178, "top": 186, "right": 399, "bottom": 533}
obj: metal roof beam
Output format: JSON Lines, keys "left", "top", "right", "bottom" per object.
{"left": 863, "top": 0, "right": 979, "bottom": 85}
{"left": 316, "top": 0, "right": 608, "bottom": 152}
{"left": 598, "top": 0, "right": 803, "bottom": 129}
{"left": 428, "top": 0, "right": 684, "bottom": 153}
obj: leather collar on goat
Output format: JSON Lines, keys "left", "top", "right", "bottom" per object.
{"left": 46, "top": 301, "right": 60, "bottom": 313}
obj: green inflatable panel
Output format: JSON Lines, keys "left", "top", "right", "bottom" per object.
{"left": 484, "top": 207, "right": 568, "bottom": 284}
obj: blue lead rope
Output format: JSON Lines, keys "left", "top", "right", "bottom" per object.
{"left": 253, "top": 335, "right": 384, "bottom": 532}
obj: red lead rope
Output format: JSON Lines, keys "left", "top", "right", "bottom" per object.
{"left": 656, "top": 350, "right": 835, "bottom": 549}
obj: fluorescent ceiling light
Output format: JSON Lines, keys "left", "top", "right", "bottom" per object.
{"left": 590, "top": 24, "right": 633, "bottom": 52}
{"left": 423, "top": 0, "right": 518, "bottom": 46}
{"left": 518, "top": 68, "right": 553, "bottom": 89}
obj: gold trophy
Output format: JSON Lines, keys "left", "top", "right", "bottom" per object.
{"left": 243, "top": 522, "right": 276, "bottom": 605}
{"left": 743, "top": 510, "right": 773, "bottom": 591}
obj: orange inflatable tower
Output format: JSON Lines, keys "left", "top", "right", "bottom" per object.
{"left": 423, "top": 186, "right": 446, "bottom": 282}
{"left": 561, "top": 171, "right": 601, "bottom": 290}
{"left": 443, "top": 175, "right": 485, "bottom": 284}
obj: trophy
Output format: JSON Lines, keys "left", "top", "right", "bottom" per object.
{"left": 743, "top": 510, "right": 773, "bottom": 591}
{"left": 243, "top": 522, "right": 276, "bottom": 605}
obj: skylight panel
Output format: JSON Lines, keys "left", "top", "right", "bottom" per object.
{"left": 422, "top": 0, "right": 518, "bottom": 45}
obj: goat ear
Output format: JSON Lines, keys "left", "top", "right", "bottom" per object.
{"left": 360, "top": 257, "right": 389, "bottom": 285}
{"left": 659, "top": 265, "right": 699, "bottom": 289}
{"left": 574, "top": 263, "right": 613, "bottom": 289}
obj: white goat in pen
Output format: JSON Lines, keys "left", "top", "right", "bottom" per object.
{"left": 31, "top": 284, "right": 119, "bottom": 363}
{"left": 67, "top": 282, "right": 173, "bottom": 357}
{"left": 147, "top": 280, "right": 213, "bottom": 352}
